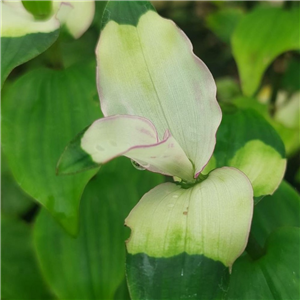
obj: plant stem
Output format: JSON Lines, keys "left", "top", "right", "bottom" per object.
{"left": 269, "top": 71, "right": 282, "bottom": 116}
{"left": 46, "top": 38, "right": 64, "bottom": 70}
{"left": 245, "top": 233, "right": 266, "bottom": 260}
{"left": 269, "top": 56, "right": 286, "bottom": 116}
{"left": 284, "top": 0, "right": 293, "bottom": 9}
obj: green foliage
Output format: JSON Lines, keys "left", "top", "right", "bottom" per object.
{"left": 232, "top": 6, "right": 300, "bottom": 96}
{"left": 1, "top": 217, "right": 53, "bottom": 299}
{"left": 206, "top": 7, "right": 244, "bottom": 44}
{"left": 22, "top": 1, "right": 53, "bottom": 20}
{"left": 1, "top": 153, "right": 34, "bottom": 216}
{"left": 34, "top": 157, "right": 163, "bottom": 300}
{"left": 1, "top": 62, "right": 101, "bottom": 235}
{"left": 251, "top": 180, "right": 300, "bottom": 246}
{"left": 227, "top": 227, "right": 300, "bottom": 300}
{"left": 204, "top": 107, "right": 286, "bottom": 200}
{"left": 1, "top": 1, "right": 299, "bottom": 300}
{"left": 1, "top": 30, "right": 59, "bottom": 87}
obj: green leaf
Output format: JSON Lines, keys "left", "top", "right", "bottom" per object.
{"left": 206, "top": 7, "right": 244, "bottom": 44}
{"left": 232, "top": 6, "right": 300, "bottom": 96}
{"left": 232, "top": 95, "right": 300, "bottom": 156}
{"left": 126, "top": 167, "right": 253, "bottom": 299}
{"left": 251, "top": 180, "right": 300, "bottom": 247}
{"left": 227, "top": 227, "right": 300, "bottom": 300}
{"left": 1, "top": 217, "right": 53, "bottom": 300}
{"left": 216, "top": 77, "right": 241, "bottom": 103}
{"left": 97, "top": 1, "right": 222, "bottom": 177}
{"left": 1, "top": 31, "right": 59, "bottom": 87}
{"left": 203, "top": 107, "right": 286, "bottom": 200}
{"left": 22, "top": 1, "right": 53, "bottom": 20}
{"left": 34, "top": 157, "right": 163, "bottom": 300}
{"left": 1, "top": 63, "right": 101, "bottom": 235}
{"left": 1, "top": 152, "right": 34, "bottom": 217}
{"left": 93, "top": 1, "right": 109, "bottom": 30}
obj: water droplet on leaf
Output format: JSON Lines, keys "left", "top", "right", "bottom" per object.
{"left": 131, "top": 159, "right": 146, "bottom": 171}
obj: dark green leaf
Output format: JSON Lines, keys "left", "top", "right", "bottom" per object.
{"left": 127, "top": 253, "right": 229, "bottom": 300}
{"left": 1, "top": 217, "right": 54, "bottom": 300}
{"left": 1, "top": 152, "right": 34, "bottom": 217}
{"left": 34, "top": 157, "right": 164, "bottom": 300}
{"left": 102, "top": 1, "right": 155, "bottom": 27}
{"left": 1, "top": 62, "right": 101, "bottom": 235}
{"left": 251, "top": 180, "right": 300, "bottom": 247}
{"left": 232, "top": 6, "right": 300, "bottom": 96}
{"left": 1, "top": 31, "right": 59, "bottom": 87}
{"left": 93, "top": 1, "right": 109, "bottom": 30}
{"left": 227, "top": 227, "right": 300, "bottom": 300}
{"left": 282, "top": 58, "right": 300, "bottom": 93}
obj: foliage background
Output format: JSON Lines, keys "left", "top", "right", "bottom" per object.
{"left": 1, "top": 1, "right": 299, "bottom": 299}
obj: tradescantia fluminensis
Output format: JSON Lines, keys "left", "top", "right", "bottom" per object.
{"left": 56, "top": 2, "right": 287, "bottom": 299}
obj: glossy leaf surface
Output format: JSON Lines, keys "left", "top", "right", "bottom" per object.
{"left": 227, "top": 227, "right": 300, "bottom": 300}
{"left": 204, "top": 107, "right": 286, "bottom": 200}
{"left": 1, "top": 217, "right": 53, "bottom": 300}
{"left": 232, "top": 6, "right": 300, "bottom": 96}
{"left": 251, "top": 180, "right": 300, "bottom": 247}
{"left": 34, "top": 157, "right": 163, "bottom": 300}
{"left": 1, "top": 63, "right": 101, "bottom": 235}
{"left": 126, "top": 167, "right": 253, "bottom": 299}
{"left": 97, "top": 1, "right": 222, "bottom": 177}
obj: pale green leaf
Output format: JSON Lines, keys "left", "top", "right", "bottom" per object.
{"left": 58, "top": 115, "right": 194, "bottom": 181}
{"left": 126, "top": 167, "right": 253, "bottom": 266}
{"left": 53, "top": 1, "right": 95, "bottom": 39}
{"left": 97, "top": 1, "right": 222, "bottom": 176}
{"left": 203, "top": 107, "right": 286, "bottom": 200}
{"left": 126, "top": 167, "right": 253, "bottom": 299}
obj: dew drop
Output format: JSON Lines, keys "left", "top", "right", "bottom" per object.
{"left": 131, "top": 159, "right": 146, "bottom": 171}
{"left": 167, "top": 203, "right": 174, "bottom": 208}
{"left": 172, "top": 194, "right": 179, "bottom": 198}
{"left": 96, "top": 144, "right": 104, "bottom": 151}
{"left": 180, "top": 269, "right": 184, "bottom": 276}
